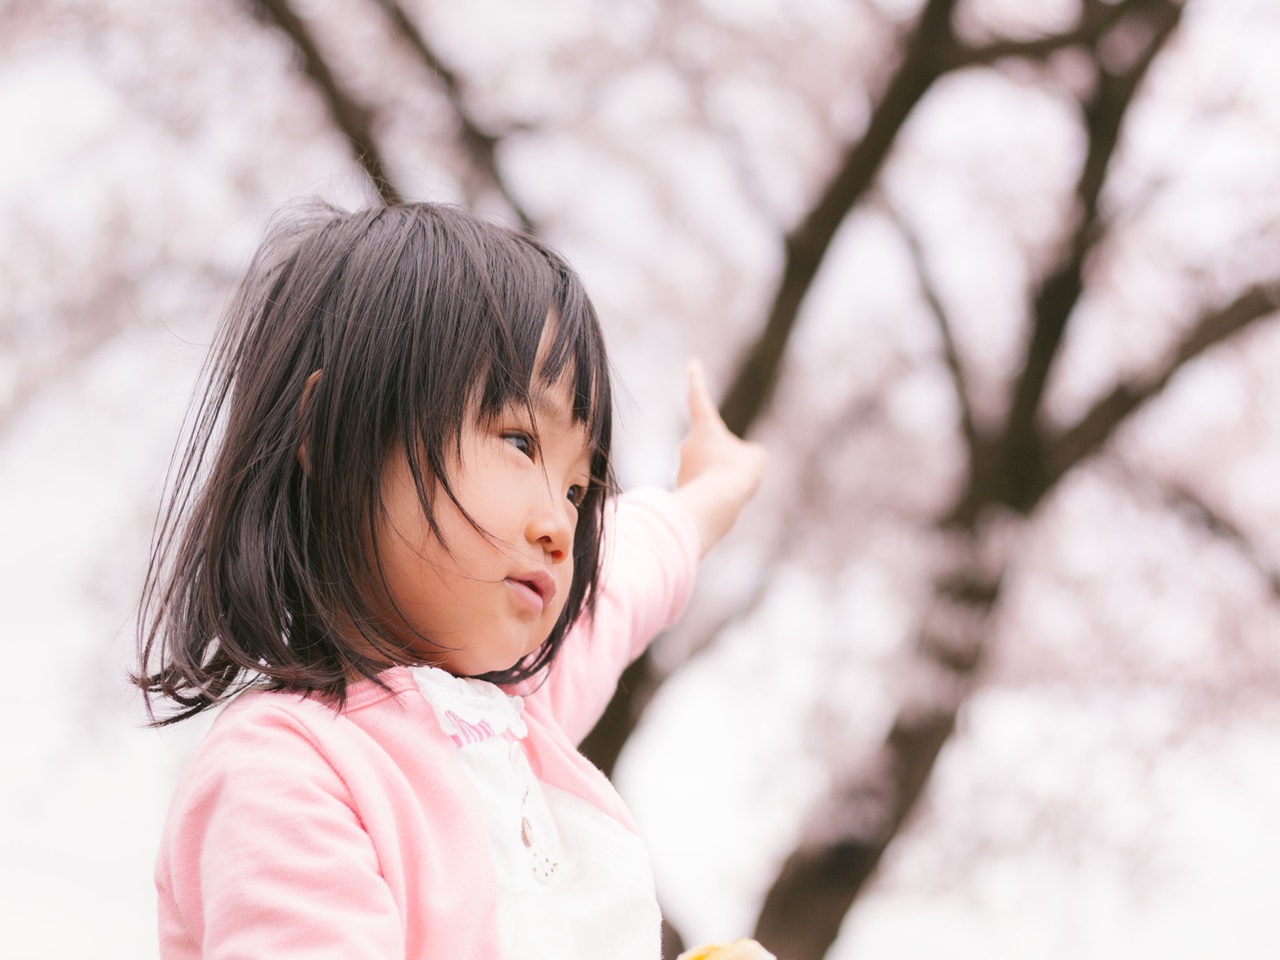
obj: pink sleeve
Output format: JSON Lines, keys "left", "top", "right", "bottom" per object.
{"left": 525, "top": 487, "right": 699, "bottom": 744}
{"left": 157, "top": 707, "right": 402, "bottom": 959}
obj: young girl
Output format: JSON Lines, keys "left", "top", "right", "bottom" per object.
{"left": 136, "top": 201, "right": 767, "bottom": 959}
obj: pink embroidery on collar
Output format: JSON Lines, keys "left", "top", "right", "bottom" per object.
{"left": 444, "top": 709, "right": 495, "bottom": 747}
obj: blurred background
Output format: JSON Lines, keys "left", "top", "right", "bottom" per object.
{"left": 3, "top": 0, "right": 1280, "bottom": 957}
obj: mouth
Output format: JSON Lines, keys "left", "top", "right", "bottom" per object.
{"left": 506, "top": 569, "right": 556, "bottom": 613}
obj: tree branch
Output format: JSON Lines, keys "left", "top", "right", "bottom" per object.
{"left": 718, "top": 0, "right": 962, "bottom": 437}
{"left": 946, "top": 0, "right": 1134, "bottom": 70}
{"left": 1105, "top": 456, "right": 1280, "bottom": 601}
{"left": 368, "top": 0, "right": 533, "bottom": 230}
{"left": 715, "top": 2, "right": 1178, "bottom": 443}
{"left": 1044, "top": 282, "right": 1280, "bottom": 491}
{"left": 995, "top": 0, "right": 1184, "bottom": 514}
{"left": 249, "top": 0, "right": 403, "bottom": 204}
{"left": 887, "top": 201, "right": 983, "bottom": 472}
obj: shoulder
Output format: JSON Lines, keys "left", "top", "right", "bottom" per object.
{"left": 173, "top": 676, "right": 437, "bottom": 794}
{"left": 202, "top": 687, "right": 350, "bottom": 753}
{"left": 160, "top": 676, "right": 472, "bottom": 853}
{"left": 168, "top": 690, "right": 357, "bottom": 811}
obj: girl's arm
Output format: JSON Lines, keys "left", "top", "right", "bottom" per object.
{"left": 157, "top": 705, "right": 404, "bottom": 959}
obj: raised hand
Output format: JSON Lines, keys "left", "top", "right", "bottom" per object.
{"left": 674, "top": 360, "right": 768, "bottom": 558}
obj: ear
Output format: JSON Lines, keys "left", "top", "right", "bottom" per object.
{"left": 297, "top": 369, "right": 323, "bottom": 474}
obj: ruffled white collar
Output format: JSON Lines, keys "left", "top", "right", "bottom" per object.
{"left": 411, "top": 665, "right": 528, "bottom": 743}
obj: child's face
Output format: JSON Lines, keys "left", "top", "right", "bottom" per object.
{"left": 371, "top": 375, "right": 592, "bottom": 676}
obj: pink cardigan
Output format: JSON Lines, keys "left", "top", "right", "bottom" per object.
{"left": 155, "top": 488, "right": 699, "bottom": 959}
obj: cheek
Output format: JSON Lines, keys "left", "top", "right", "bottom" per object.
{"left": 378, "top": 501, "right": 434, "bottom": 574}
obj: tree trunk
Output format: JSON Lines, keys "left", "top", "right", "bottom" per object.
{"left": 755, "top": 527, "right": 1005, "bottom": 959}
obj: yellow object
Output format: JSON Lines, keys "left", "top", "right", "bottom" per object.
{"left": 677, "top": 938, "right": 776, "bottom": 960}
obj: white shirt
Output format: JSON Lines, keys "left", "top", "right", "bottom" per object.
{"left": 413, "top": 666, "right": 662, "bottom": 960}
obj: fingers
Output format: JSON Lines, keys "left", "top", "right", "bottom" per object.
{"left": 687, "top": 358, "right": 723, "bottom": 432}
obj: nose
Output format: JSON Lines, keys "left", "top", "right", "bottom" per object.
{"left": 526, "top": 491, "right": 573, "bottom": 564}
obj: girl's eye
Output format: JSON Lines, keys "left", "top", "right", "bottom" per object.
{"left": 503, "top": 432, "right": 535, "bottom": 459}
{"left": 566, "top": 484, "right": 587, "bottom": 508}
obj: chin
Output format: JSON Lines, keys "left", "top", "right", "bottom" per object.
{"left": 471, "top": 651, "right": 535, "bottom": 678}
{"left": 452, "top": 633, "right": 549, "bottom": 679}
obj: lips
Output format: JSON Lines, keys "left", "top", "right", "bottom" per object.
{"left": 506, "top": 568, "right": 556, "bottom": 613}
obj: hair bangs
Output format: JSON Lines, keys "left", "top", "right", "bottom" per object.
{"left": 471, "top": 240, "right": 613, "bottom": 464}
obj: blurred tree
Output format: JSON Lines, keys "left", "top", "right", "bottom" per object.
{"left": 6, "top": 0, "right": 1279, "bottom": 956}
{"left": 233, "top": 0, "right": 1280, "bottom": 955}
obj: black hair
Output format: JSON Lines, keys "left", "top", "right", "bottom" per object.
{"left": 134, "top": 202, "right": 615, "bottom": 725}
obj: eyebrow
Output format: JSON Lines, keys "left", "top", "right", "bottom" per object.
{"left": 526, "top": 387, "right": 577, "bottom": 432}
{"left": 525, "top": 386, "right": 592, "bottom": 459}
